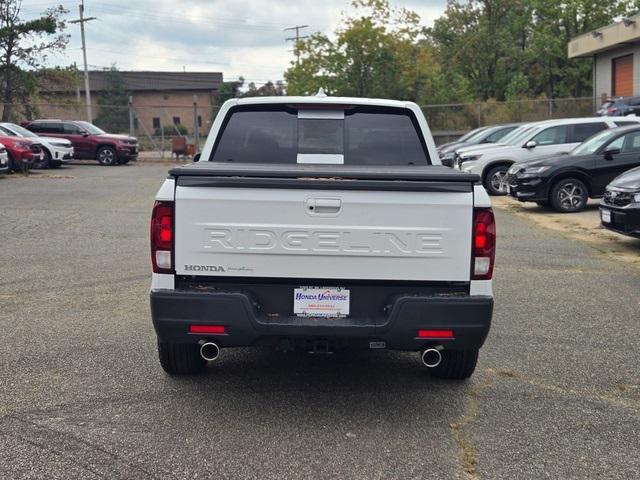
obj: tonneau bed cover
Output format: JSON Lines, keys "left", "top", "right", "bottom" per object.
{"left": 169, "top": 163, "right": 479, "bottom": 193}
{"left": 170, "top": 162, "right": 479, "bottom": 182}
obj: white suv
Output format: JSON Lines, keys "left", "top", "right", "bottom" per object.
{"left": 453, "top": 117, "right": 640, "bottom": 195}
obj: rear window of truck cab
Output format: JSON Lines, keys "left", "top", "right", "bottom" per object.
{"left": 210, "top": 105, "right": 431, "bottom": 166}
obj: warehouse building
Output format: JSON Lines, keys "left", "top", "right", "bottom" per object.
{"left": 569, "top": 14, "right": 640, "bottom": 100}
{"left": 40, "top": 70, "right": 223, "bottom": 135}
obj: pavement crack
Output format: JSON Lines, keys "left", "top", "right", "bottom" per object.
{"left": 449, "top": 376, "right": 495, "bottom": 480}
{"left": 448, "top": 366, "right": 639, "bottom": 480}
{"left": 0, "top": 414, "right": 162, "bottom": 479}
{"left": 486, "top": 368, "right": 639, "bottom": 410}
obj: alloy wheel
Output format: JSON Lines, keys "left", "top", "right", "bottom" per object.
{"left": 557, "top": 183, "right": 585, "bottom": 210}
{"left": 99, "top": 148, "right": 115, "bottom": 165}
{"left": 490, "top": 171, "right": 508, "bottom": 194}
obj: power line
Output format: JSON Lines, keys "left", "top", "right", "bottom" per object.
{"left": 88, "top": 3, "right": 285, "bottom": 30}
{"left": 69, "top": 0, "right": 96, "bottom": 121}
{"left": 284, "top": 25, "right": 309, "bottom": 66}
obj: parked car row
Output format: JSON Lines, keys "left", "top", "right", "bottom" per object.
{"left": 438, "top": 117, "right": 640, "bottom": 241}
{"left": 0, "top": 122, "right": 73, "bottom": 169}
{"left": 24, "top": 120, "right": 139, "bottom": 166}
{"left": 0, "top": 119, "right": 138, "bottom": 174}
{"left": 507, "top": 126, "right": 640, "bottom": 211}
{"left": 445, "top": 117, "right": 640, "bottom": 195}
{"left": 438, "top": 123, "right": 521, "bottom": 167}
{"left": 596, "top": 96, "right": 640, "bottom": 117}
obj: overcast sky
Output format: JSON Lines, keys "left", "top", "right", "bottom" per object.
{"left": 21, "top": 0, "right": 446, "bottom": 84}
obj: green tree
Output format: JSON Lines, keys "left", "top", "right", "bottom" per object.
{"left": 217, "top": 76, "right": 244, "bottom": 103}
{"left": 0, "top": 1, "right": 68, "bottom": 121}
{"left": 429, "top": 0, "right": 637, "bottom": 101}
{"left": 94, "top": 66, "right": 130, "bottom": 133}
{"left": 30, "top": 65, "right": 81, "bottom": 120}
{"left": 428, "top": 0, "right": 530, "bottom": 101}
{"left": 285, "top": 0, "right": 450, "bottom": 103}
{"left": 524, "top": 0, "right": 634, "bottom": 98}
{"left": 241, "top": 80, "right": 285, "bottom": 97}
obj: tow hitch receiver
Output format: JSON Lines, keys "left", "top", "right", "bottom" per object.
{"left": 308, "top": 339, "right": 333, "bottom": 354}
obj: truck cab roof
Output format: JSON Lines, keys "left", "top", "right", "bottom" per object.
{"left": 232, "top": 95, "right": 417, "bottom": 109}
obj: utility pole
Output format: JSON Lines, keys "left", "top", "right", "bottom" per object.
{"left": 70, "top": 1, "right": 96, "bottom": 122}
{"left": 128, "top": 96, "right": 135, "bottom": 137}
{"left": 193, "top": 95, "right": 200, "bottom": 154}
{"left": 284, "top": 25, "right": 309, "bottom": 65}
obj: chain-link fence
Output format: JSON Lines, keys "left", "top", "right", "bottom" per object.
{"left": 3, "top": 102, "right": 220, "bottom": 159}
{"left": 423, "top": 97, "right": 597, "bottom": 145}
{"left": 1, "top": 96, "right": 599, "bottom": 156}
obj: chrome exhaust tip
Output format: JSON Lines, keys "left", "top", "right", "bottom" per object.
{"left": 200, "top": 342, "right": 220, "bottom": 362}
{"left": 421, "top": 348, "right": 442, "bottom": 368}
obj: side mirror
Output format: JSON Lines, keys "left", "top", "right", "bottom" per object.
{"left": 524, "top": 140, "right": 537, "bottom": 149}
{"left": 81, "top": 132, "right": 90, "bottom": 137}
{"left": 193, "top": 152, "right": 201, "bottom": 163}
{"left": 603, "top": 146, "right": 620, "bottom": 159}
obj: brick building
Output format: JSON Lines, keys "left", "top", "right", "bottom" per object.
{"left": 40, "top": 71, "right": 223, "bottom": 135}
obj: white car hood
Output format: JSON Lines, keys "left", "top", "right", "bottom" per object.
{"left": 456, "top": 142, "right": 516, "bottom": 157}
{"left": 39, "top": 136, "right": 72, "bottom": 146}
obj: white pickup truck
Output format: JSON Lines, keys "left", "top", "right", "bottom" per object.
{"left": 150, "top": 95, "right": 495, "bottom": 379}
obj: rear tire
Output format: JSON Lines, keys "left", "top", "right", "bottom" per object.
{"left": 97, "top": 146, "right": 118, "bottom": 166}
{"left": 157, "top": 340, "right": 205, "bottom": 375}
{"left": 484, "top": 165, "right": 509, "bottom": 196}
{"left": 550, "top": 178, "right": 588, "bottom": 213}
{"left": 429, "top": 349, "right": 478, "bottom": 380}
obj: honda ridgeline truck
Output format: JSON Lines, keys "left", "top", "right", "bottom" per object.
{"left": 150, "top": 95, "right": 495, "bottom": 379}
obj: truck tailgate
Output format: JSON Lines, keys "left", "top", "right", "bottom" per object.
{"left": 173, "top": 165, "right": 475, "bottom": 282}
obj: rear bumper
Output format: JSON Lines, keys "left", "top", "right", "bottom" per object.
{"left": 150, "top": 289, "right": 493, "bottom": 351}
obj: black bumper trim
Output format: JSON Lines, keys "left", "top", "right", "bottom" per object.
{"left": 150, "top": 289, "right": 493, "bottom": 351}
{"left": 507, "top": 175, "right": 548, "bottom": 202}
{"left": 600, "top": 205, "right": 640, "bottom": 238}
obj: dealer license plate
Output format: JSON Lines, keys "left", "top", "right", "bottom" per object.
{"left": 601, "top": 209, "right": 611, "bottom": 223}
{"left": 294, "top": 287, "right": 350, "bottom": 317}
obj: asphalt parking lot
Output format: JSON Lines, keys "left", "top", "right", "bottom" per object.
{"left": 1, "top": 163, "right": 639, "bottom": 479}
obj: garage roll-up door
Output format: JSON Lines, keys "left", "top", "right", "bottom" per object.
{"left": 613, "top": 54, "right": 633, "bottom": 97}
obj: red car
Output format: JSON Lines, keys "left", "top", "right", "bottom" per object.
{"left": 0, "top": 135, "right": 44, "bottom": 171}
{"left": 23, "top": 120, "right": 138, "bottom": 165}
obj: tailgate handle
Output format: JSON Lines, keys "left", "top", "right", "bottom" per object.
{"left": 307, "top": 198, "right": 342, "bottom": 214}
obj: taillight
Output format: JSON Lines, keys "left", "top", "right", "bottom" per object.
{"left": 189, "top": 325, "right": 226, "bottom": 334}
{"left": 150, "top": 201, "right": 174, "bottom": 274}
{"left": 417, "top": 329, "right": 454, "bottom": 339}
{"left": 472, "top": 208, "right": 496, "bottom": 280}
{"left": 608, "top": 107, "right": 617, "bottom": 114}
